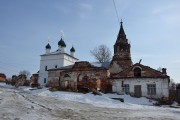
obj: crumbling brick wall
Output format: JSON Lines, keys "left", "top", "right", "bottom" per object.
{"left": 48, "top": 61, "right": 112, "bottom": 92}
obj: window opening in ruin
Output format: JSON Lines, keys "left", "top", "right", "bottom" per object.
{"left": 134, "top": 67, "right": 141, "bottom": 77}
{"left": 64, "top": 74, "right": 70, "bottom": 78}
{"left": 83, "top": 76, "right": 88, "bottom": 85}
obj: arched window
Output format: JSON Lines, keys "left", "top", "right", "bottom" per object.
{"left": 83, "top": 76, "right": 88, "bottom": 85}
{"left": 64, "top": 74, "right": 70, "bottom": 78}
{"left": 134, "top": 67, "right": 141, "bottom": 77}
{"left": 77, "top": 74, "right": 82, "bottom": 82}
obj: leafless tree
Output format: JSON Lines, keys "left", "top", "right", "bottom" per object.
{"left": 19, "top": 70, "right": 31, "bottom": 78}
{"left": 90, "top": 45, "right": 112, "bottom": 63}
{"left": 169, "top": 79, "right": 176, "bottom": 90}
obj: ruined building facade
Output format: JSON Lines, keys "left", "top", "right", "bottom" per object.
{"left": 110, "top": 22, "right": 170, "bottom": 99}
{"left": 109, "top": 21, "right": 133, "bottom": 74}
{"left": 48, "top": 61, "right": 111, "bottom": 92}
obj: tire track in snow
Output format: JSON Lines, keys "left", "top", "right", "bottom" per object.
{"left": 18, "top": 92, "right": 52, "bottom": 111}
{"left": 0, "top": 86, "right": 52, "bottom": 111}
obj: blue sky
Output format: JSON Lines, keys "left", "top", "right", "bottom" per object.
{"left": 0, "top": 0, "right": 180, "bottom": 83}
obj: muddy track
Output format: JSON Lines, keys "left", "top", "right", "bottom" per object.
{"left": 19, "top": 93, "right": 52, "bottom": 111}
{"left": 0, "top": 85, "right": 52, "bottom": 111}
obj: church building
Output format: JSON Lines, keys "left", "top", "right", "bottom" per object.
{"left": 109, "top": 21, "right": 170, "bottom": 99}
{"left": 38, "top": 36, "right": 78, "bottom": 85}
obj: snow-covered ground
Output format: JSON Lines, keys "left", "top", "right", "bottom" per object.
{"left": 35, "top": 89, "right": 156, "bottom": 109}
{"left": 0, "top": 83, "right": 180, "bottom": 120}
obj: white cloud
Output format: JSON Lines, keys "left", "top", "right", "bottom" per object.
{"left": 152, "top": 4, "right": 175, "bottom": 15}
{"left": 164, "top": 14, "right": 180, "bottom": 26}
{"left": 152, "top": 4, "right": 180, "bottom": 26}
{"left": 78, "top": 3, "right": 93, "bottom": 19}
{"left": 79, "top": 3, "right": 93, "bottom": 11}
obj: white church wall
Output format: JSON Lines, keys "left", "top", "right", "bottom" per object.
{"left": 39, "top": 54, "right": 78, "bottom": 86}
{"left": 63, "top": 55, "right": 77, "bottom": 66}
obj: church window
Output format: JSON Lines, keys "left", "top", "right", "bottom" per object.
{"left": 147, "top": 84, "right": 156, "bottom": 95}
{"left": 44, "top": 78, "right": 46, "bottom": 83}
{"left": 134, "top": 67, "right": 141, "bottom": 77}
{"left": 45, "top": 66, "right": 47, "bottom": 71}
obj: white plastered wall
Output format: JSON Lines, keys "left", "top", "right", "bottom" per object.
{"left": 112, "top": 78, "right": 169, "bottom": 99}
{"left": 39, "top": 53, "right": 78, "bottom": 85}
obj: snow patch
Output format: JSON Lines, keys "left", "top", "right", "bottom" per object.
{"left": 104, "top": 94, "right": 156, "bottom": 106}
{"left": 0, "top": 86, "right": 180, "bottom": 120}
{"left": 0, "top": 83, "right": 15, "bottom": 89}
{"left": 36, "top": 90, "right": 156, "bottom": 109}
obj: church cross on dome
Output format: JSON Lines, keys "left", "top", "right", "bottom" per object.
{"left": 48, "top": 36, "right": 51, "bottom": 43}
{"left": 60, "top": 30, "right": 65, "bottom": 39}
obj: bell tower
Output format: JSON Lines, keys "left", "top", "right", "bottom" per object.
{"left": 110, "top": 21, "right": 133, "bottom": 74}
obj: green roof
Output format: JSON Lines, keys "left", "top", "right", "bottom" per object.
{"left": 46, "top": 43, "right": 51, "bottom": 49}
{"left": 70, "top": 46, "right": 75, "bottom": 52}
{"left": 58, "top": 37, "right": 66, "bottom": 47}
{"left": 58, "top": 38, "right": 63, "bottom": 46}
{"left": 61, "top": 40, "right": 66, "bottom": 47}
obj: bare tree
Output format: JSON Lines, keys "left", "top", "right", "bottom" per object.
{"left": 19, "top": 70, "right": 31, "bottom": 78}
{"left": 169, "top": 79, "right": 176, "bottom": 90}
{"left": 90, "top": 45, "right": 112, "bottom": 63}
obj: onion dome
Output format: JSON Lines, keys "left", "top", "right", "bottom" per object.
{"left": 70, "top": 46, "right": 75, "bottom": 52}
{"left": 58, "top": 37, "right": 63, "bottom": 46}
{"left": 61, "top": 40, "right": 66, "bottom": 47}
{"left": 58, "top": 37, "right": 66, "bottom": 47}
{"left": 46, "top": 43, "right": 51, "bottom": 49}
